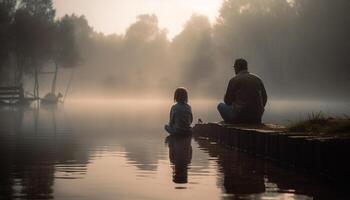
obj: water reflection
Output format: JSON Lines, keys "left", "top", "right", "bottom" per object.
{"left": 194, "top": 135, "right": 347, "bottom": 200}
{"left": 166, "top": 135, "right": 192, "bottom": 184}
{"left": 0, "top": 106, "right": 88, "bottom": 199}
{"left": 0, "top": 101, "right": 348, "bottom": 200}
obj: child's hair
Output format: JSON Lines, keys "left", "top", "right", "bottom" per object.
{"left": 174, "top": 87, "right": 188, "bottom": 103}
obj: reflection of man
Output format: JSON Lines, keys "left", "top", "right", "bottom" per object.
{"left": 166, "top": 135, "right": 192, "bottom": 184}
{"left": 218, "top": 58, "right": 267, "bottom": 124}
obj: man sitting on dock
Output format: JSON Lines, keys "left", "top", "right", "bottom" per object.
{"left": 218, "top": 58, "right": 267, "bottom": 124}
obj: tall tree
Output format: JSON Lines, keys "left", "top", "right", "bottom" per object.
{"left": 171, "top": 14, "right": 215, "bottom": 92}
{"left": 0, "top": 0, "right": 16, "bottom": 83}
{"left": 12, "top": 0, "right": 55, "bottom": 97}
{"left": 53, "top": 15, "right": 80, "bottom": 69}
{"left": 49, "top": 15, "right": 79, "bottom": 94}
{"left": 123, "top": 14, "right": 169, "bottom": 89}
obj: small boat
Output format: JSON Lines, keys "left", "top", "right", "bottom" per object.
{"left": 40, "top": 63, "right": 73, "bottom": 105}
{"left": 41, "top": 92, "right": 63, "bottom": 105}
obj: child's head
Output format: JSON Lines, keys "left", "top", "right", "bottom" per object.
{"left": 174, "top": 87, "right": 188, "bottom": 104}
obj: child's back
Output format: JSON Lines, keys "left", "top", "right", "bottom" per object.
{"left": 165, "top": 87, "right": 193, "bottom": 135}
{"left": 169, "top": 102, "right": 193, "bottom": 132}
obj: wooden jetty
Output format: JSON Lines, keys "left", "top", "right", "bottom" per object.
{"left": 0, "top": 86, "right": 36, "bottom": 105}
{"left": 193, "top": 122, "right": 350, "bottom": 185}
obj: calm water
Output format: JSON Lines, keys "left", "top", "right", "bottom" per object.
{"left": 0, "top": 99, "right": 349, "bottom": 200}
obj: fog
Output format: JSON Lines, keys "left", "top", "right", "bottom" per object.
{"left": 53, "top": 0, "right": 223, "bottom": 38}
{"left": 1, "top": 0, "right": 350, "bottom": 101}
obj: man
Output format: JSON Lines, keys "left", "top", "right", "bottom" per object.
{"left": 218, "top": 58, "right": 267, "bottom": 124}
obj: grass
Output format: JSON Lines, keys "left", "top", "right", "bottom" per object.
{"left": 288, "top": 112, "right": 350, "bottom": 134}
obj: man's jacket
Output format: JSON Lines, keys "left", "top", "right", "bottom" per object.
{"left": 224, "top": 70, "right": 267, "bottom": 123}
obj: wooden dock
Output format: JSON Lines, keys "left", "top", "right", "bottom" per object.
{"left": 193, "top": 122, "right": 350, "bottom": 184}
{"left": 0, "top": 86, "right": 36, "bottom": 105}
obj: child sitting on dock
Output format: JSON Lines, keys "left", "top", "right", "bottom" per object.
{"left": 165, "top": 87, "right": 193, "bottom": 135}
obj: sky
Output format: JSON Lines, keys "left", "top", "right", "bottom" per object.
{"left": 53, "top": 0, "right": 223, "bottom": 39}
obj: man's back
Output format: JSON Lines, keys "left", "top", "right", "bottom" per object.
{"left": 224, "top": 70, "right": 267, "bottom": 123}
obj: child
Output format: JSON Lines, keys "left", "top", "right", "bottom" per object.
{"left": 165, "top": 87, "right": 193, "bottom": 135}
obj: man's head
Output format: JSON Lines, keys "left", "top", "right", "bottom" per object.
{"left": 233, "top": 58, "right": 248, "bottom": 74}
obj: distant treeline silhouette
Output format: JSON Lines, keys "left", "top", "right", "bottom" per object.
{"left": 1, "top": 0, "right": 349, "bottom": 99}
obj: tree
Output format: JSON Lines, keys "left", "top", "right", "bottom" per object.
{"left": 292, "top": 0, "right": 350, "bottom": 89}
{"left": 0, "top": 0, "right": 16, "bottom": 83}
{"left": 171, "top": 14, "right": 215, "bottom": 93}
{"left": 123, "top": 14, "right": 169, "bottom": 89}
{"left": 53, "top": 15, "right": 80, "bottom": 69}
{"left": 66, "top": 15, "right": 94, "bottom": 62}
{"left": 12, "top": 0, "right": 55, "bottom": 97}
{"left": 47, "top": 15, "right": 80, "bottom": 94}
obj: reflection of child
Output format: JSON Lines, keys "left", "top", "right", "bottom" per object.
{"left": 164, "top": 87, "right": 193, "bottom": 135}
{"left": 167, "top": 135, "right": 192, "bottom": 184}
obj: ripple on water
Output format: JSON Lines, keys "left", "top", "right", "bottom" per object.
{"left": 0, "top": 102, "right": 348, "bottom": 200}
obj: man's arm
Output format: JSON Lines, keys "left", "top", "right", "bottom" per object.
{"left": 261, "top": 81, "right": 267, "bottom": 107}
{"left": 189, "top": 108, "right": 193, "bottom": 124}
{"left": 169, "top": 106, "right": 176, "bottom": 127}
{"left": 224, "top": 79, "right": 235, "bottom": 105}
{"left": 189, "top": 112, "right": 193, "bottom": 126}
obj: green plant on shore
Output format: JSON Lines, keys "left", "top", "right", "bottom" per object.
{"left": 288, "top": 112, "right": 350, "bottom": 134}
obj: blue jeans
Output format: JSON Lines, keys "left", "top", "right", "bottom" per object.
{"left": 217, "top": 103, "right": 237, "bottom": 122}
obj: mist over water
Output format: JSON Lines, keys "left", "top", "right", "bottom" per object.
{"left": 66, "top": 98, "right": 350, "bottom": 125}
{"left": 0, "top": 100, "right": 348, "bottom": 200}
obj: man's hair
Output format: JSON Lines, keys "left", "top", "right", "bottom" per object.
{"left": 174, "top": 87, "right": 188, "bottom": 103}
{"left": 234, "top": 58, "right": 248, "bottom": 71}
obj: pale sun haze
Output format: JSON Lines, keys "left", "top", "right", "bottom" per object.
{"left": 53, "top": 0, "right": 223, "bottom": 38}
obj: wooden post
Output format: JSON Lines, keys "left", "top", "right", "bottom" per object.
{"left": 33, "top": 67, "right": 40, "bottom": 101}
{"left": 63, "top": 69, "right": 74, "bottom": 103}
{"left": 51, "top": 63, "right": 58, "bottom": 94}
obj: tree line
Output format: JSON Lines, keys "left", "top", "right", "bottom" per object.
{"left": 0, "top": 0, "right": 79, "bottom": 97}
{"left": 1, "top": 0, "right": 349, "bottom": 99}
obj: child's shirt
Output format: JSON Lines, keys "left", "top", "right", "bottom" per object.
{"left": 169, "top": 102, "right": 193, "bottom": 132}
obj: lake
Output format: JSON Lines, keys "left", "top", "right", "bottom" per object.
{"left": 0, "top": 99, "right": 349, "bottom": 200}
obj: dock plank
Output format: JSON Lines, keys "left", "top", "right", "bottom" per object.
{"left": 193, "top": 122, "right": 350, "bottom": 185}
